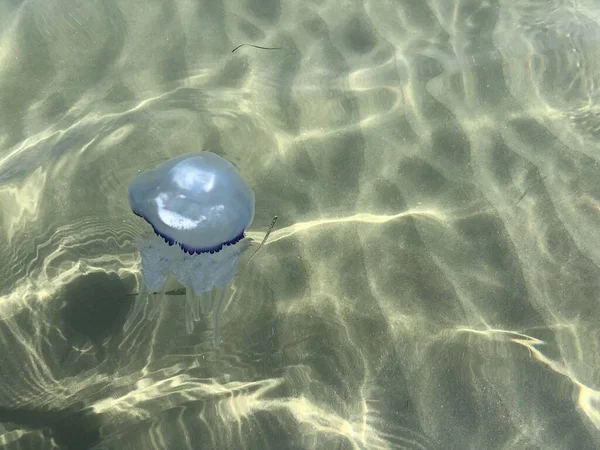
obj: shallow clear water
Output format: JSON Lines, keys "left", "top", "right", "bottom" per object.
{"left": 1, "top": 0, "right": 600, "bottom": 449}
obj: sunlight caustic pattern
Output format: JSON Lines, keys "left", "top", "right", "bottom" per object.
{"left": 1, "top": 0, "right": 600, "bottom": 448}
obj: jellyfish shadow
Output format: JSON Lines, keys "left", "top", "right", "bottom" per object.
{"left": 0, "top": 403, "right": 101, "bottom": 450}
{"left": 58, "top": 271, "right": 135, "bottom": 367}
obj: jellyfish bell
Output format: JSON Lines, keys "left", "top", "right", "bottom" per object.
{"left": 124, "top": 151, "right": 255, "bottom": 344}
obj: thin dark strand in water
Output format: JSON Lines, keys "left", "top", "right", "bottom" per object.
{"left": 515, "top": 174, "right": 548, "bottom": 206}
{"left": 237, "top": 215, "right": 278, "bottom": 275}
{"left": 231, "top": 44, "right": 282, "bottom": 53}
{"left": 127, "top": 288, "right": 186, "bottom": 297}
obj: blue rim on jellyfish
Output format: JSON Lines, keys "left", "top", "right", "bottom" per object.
{"left": 124, "top": 151, "right": 255, "bottom": 344}
{"left": 135, "top": 214, "right": 246, "bottom": 255}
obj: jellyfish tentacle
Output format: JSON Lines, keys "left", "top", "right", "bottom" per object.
{"left": 212, "top": 288, "right": 228, "bottom": 346}
{"left": 186, "top": 287, "right": 201, "bottom": 322}
{"left": 123, "top": 277, "right": 148, "bottom": 332}
{"left": 147, "top": 292, "right": 163, "bottom": 321}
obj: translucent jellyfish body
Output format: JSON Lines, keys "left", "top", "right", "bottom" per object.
{"left": 124, "top": 151, "right": 255, "bottom": 344}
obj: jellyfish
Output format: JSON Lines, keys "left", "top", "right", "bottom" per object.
{"left": 124, "top": 151, "right": 255, "bottom": 344}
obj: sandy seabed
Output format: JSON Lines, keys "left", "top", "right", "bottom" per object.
{"left": 0, "top": 0, "right": 599, "bottom": 449}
